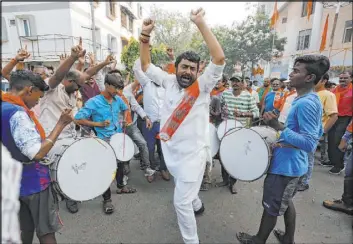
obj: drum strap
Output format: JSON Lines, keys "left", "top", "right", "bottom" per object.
{"left": 272, "top": 143, "right": 300, "bottom": 150}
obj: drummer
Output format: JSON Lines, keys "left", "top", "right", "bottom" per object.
{"left": 1, "top": 70, "right": 74, "bottom": 244}
{"left": 108, "top": 69, "right": 156, "bottom": 183}
{"left": 74, "top": 72, "right": 137, "bottom": 215}
{"left": 217, "top": 76, "right": 259, "bottom": 194}
{"left": 236, "top": 55, "right": 329, "bottom": 244}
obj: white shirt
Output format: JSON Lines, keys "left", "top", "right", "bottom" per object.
{"left": 279, "top": 91, "right": 298, "bottom": 123}
{"left": 252, "top": 85, "right": 259, "bottom": 91}
{"left": 133, "top": 59, "right": 165, "bottom": 123}
{"left": 138, "top": 61, "right": 225, "bottom": 182}
{"left": 250, "top": 89, "right": 260, "bottom": 103}
{"left": 2, "top": 144, "right": 22, "bottom": 244}
{"left": 39, "top": 83, "right": 78, "bottom": 139}
{"left": 123, "top": 83, "right": 147, "bottom": 120}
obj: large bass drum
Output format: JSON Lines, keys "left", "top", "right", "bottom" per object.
{"left": 48, "top": 137, "right": 117, "bottom": 202}
{"left": 219, "top": 126, "right": 278, "bottom": 182}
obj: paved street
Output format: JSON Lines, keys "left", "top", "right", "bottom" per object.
{"left": 50, "top": 156, "right": 352, "bottom": 243}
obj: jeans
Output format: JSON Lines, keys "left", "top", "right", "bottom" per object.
{"left": 142, "top": 121, "right": 167, "bottom": 171}
{"left": 319, "top": 133, "right": 329, "bottom": 162}
{"left": 328, "top": 116, "right": 351, "bottom": 168}
{"left": 203, "top": 161, "right": 212, "bottom": 184}
{"left": 342, "top": 150, "right": 353, "bottom": 205}
{"left": 302, "top": 151, "right": 315, "bottom": 185}
{"left": 126, "top": 123, "right": 152, "bottom": 172}
{"left": 102, "top": 161, "right": 124, "bottom": 201}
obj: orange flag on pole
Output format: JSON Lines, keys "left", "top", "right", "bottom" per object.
{"left": 270, "top": 1, "right": 279, "bottom": 29}
{"left": 320, "top": 14, "right": 329, "bottom": 52}
{"left": 307, "top": 0, "right": 313, "bottom": 21}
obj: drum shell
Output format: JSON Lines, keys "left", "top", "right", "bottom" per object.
{"left": 219, "top": 126, "right": 277, "bottom": 182}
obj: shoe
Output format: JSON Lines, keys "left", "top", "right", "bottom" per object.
{"left": 66, "top": 199, "right": 79, "bottom": 214}
{"left": 319, "top": 161, "right": 333, "bottom": 167}
{"left": 161, "top": 170, "right": 170, "bottom": 181}
{"left": 102, "top": 199, "right": 114, "bottom": 214}
{"left": 194, "top": 203, "right": 205, "bottom": 216}
{"left": 323, "top": 199, "right": 353, "bottom": 215}
{"left": 297, "top": 184, "right": 309, "bottom": 192}
{"left": 329, "top": 167, "right": 345, "bottom": 175}
{"left": 230, "top": 183, "right": 237, "bottom": 194}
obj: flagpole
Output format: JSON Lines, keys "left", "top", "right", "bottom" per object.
{"left": 328, "top": 2, "right": 341, "bottom": 59}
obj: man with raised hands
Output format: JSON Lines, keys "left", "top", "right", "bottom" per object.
{"left": 136, "top": 8, "right": 225, "bottom": 244}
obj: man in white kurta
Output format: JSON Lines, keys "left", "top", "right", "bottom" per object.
{"left": 137, "top": 8, "right": 225, "bottom": 244}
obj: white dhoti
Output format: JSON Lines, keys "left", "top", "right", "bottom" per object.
{"left": 172, "top": 151, "right": 207, "bottom": 244}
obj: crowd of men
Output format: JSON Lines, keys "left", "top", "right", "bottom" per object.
{"left": 1, "top": 7, "right": 352, "bottom": 244}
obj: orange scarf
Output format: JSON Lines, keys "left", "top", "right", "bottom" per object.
{"left": 165, "top": 63, "right": 176, "bottom": 74}
{"left": 334, "top": 83, "right": 352, "bottom": 105}
{"left": 258, "top": 86, "right": 271, "bottom": 107}
{"left": 210, "top": 87, "right": 225, "bottom": 96}
{"left": 279, "top": 90, "right": 297, "bottom": 111}
{"left": 1, "top": 91, "right": 46, "bottom": 139}
{"left": 247, "top": 87, "right": 253, "bottom": 94}
{"left": 159, "top": 80, "right": 200, "bottom": 142}
{"left": 117, "top": 91, "right": 133, "bottom": 125}
{"left": 273, "top": 91, "right": 285, "bottom": 110}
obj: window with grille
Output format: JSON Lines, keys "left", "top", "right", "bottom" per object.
{"left": 121, "top": 11, "right": 127, "bottom": 28}
{"left": 301, "top": 2, "right": 315, "bottom": 17}
{"left": 343, "top": 20, "right": 352, "bottom": 43}
{"left": 107, "top": 0, "right": 116, "bottom": 19}
{"left": 297, "top": 29, "right": 311, "bottom": 50}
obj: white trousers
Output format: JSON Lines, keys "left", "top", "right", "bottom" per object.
{"left": 173, "top": 165, "right": 205, "bottom": 244}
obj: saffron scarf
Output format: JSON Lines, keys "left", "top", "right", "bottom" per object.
{"left": 210, "top": 86, "right": 225, "bottom": 96}
{"left": 334, "top": 83, "right": 352, "bottom": 105}
{"left": 159, "top": 80, "right": 200, "bottom": 142}
{"left": 257, "top": 86, "right": 272, "bottom": 107}
{"left": 279, "top": 90, "right": 297, "bottom": 111}
{"left": 1, "top": 91, "right": 46, "bottom": 139}
{"left": 117, "top": 91, "right": 133, "bottom": 125}
{"left": 165, "top": 63, "right": 176, "bottom": 74}
{"left": 273, "top": 91, "right": 285, "bottom": 110}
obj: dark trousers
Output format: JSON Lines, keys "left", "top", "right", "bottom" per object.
{"left": 328, "top": 116, "right": 351, "bottom": 169}
{"left": 102, "top": 162, "right": 124, "bottom": 201}
{"left": 343, "top": 151, "right": 353, "bottom": 206}
{"left": 220, "top": 159, "right": 237, "bottom": 186}
{"left": 142, "top": 121, "right": 167, "bottom": 171}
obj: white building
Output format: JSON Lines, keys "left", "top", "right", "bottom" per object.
{"left": 1, "top": 1, "right": 145, "bottom": 68}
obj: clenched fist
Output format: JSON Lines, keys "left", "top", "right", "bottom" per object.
{"left": 190, "top": 8, "right": 205, "bottom": 24}
{"left": 16, "top": 45, "right": 31, "bottom": 62}
{"left": 141, "top": 18, "right": 155, "bottom": 35}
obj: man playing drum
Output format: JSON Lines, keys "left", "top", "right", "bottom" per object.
{"left": 108, "top": 69, "right": 156, "bottom": 182}
{"left": 137, "top": 8, "right": 225, "bottom": 243}
{"left": 74, "top": 72, "right": 137, "bottom": 214}
{"left": 217, "top": 76, "right": 259, "bottom": 194}
{"left": 1, "top": 70, "right": 74, "bottom": 244}
{"left": 236, "top": 55, "right": 329, "bottom": 244}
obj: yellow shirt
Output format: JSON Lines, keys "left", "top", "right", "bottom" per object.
{"left": 317, "top": 90, "right": 338, "bottom": 128}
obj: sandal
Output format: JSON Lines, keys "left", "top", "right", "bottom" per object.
{"left": 116, "top": 185, "right": 137, "bottom": 194}
{"left": 103, "top": 199, "right": 114, "bottom": 214}
{"left": 236, "top": 232, "right": 256, "bottom": 244}
{"left": 200, "top": 183, "right": 211, "bottom": 191}
{"left": 230, "top": 184, "right": 238, "bottom": 194}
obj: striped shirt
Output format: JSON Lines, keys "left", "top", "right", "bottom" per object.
{"left": 220, "top": 90, "right": 259, "bottom": 125}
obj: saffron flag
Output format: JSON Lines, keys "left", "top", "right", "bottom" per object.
{"left": 270, "top": 1, "right": 279, "bottom": 29}
{"left": 320, "top": 14, "right": 329, "bottom": 52}
{"left": 307, "top": 0, "right": 313, "bottom": 21}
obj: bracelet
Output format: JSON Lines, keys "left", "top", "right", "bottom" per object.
{"left": 139, "top": 36, "right": 149, "bottom": 44}
{"left": 141, "top": 32, "right": 150, "bottom": 38}
{"left": 45, "top": 138, "right": 54, "bottom": 145}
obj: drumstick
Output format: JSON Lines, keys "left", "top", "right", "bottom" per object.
{"left": 78, "top": 124, "right": 107, "bottom": 148}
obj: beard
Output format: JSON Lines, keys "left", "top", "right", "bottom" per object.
{"left": 176, "top": 74, "right": 196, "bottom": 88}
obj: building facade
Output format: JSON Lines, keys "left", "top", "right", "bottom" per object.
{"left": 1, "top": 1, "right": 144, "bottom": 68}
{"left": 265, "top": 1, "right": 352, "bottom": 82}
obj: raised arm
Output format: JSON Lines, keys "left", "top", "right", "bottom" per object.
{"left": 78, "top": 54, "right": 115, "bottom": 85}
{"left": 2, "top": 46, "right": 31, "bottom": 81}
{"left": 48, "top": 42, "right": 86, "bottom": 89}
{"left": 190, "top": 8, "right": 225, "bottom": 66}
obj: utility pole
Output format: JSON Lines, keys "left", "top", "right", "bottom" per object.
{"left": 90, "top": 1, "right": 97, "bottom": 58}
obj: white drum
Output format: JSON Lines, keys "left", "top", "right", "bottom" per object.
{"left": 219, "top": 126, "right": 278, "bottom": 182}
{"left": 217, "top": 119, "right": 244, "bottom": 140}
{"left": 209, "top": 123, "right": 220, "bottom": 157}
{"left": 110, "top": 133, "right": 135, "bottom": 162}
{"left": 48, "top": 137, "right": 117, "bottom": 201}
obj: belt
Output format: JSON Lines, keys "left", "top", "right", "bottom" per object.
{"left": 272, "top": 143, "right": 300, "bottom": 150}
